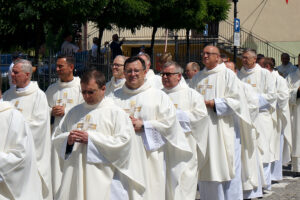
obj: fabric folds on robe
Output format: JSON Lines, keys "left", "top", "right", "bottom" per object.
{"left": 105, "top": 77, "right": 126, "bottom": 96}
{"left": 238, "top": 65, "right": 277, "bottom": 163}
{"left": 286, "top": 69, "right": 300, "bottom": 172}
{"left": 0, "top": 101, "right": 42, "bottom": 200}
{"left": 52, "top": 97, "right": 145, "bottom": 200}
{"left": 112, "top": 81, "right": 192, "bottom": 200}
{"left": 163, "top": 82, "right": 208, "bottom": 200}
{"left": 271, "top": 71, "right": 292, "bottom": 164}
{"left": 145, "top": 69, "right": 163, "bottom": 89}
{"left": 45, "top": 76, "right": 83, "bottom": 197}
{"left": 190, "top": 63, "right": 251, "bottom": 182}
{"left": 3, "top": 81, "right": 52, "bottom": 199}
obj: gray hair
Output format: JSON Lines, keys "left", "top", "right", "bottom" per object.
{"left": 243, "top": 48, "right": 257, "bottom": 57}
{"left": 163, "top": 61, "right": 183, "bottom": 74}
{"left": 187, "top": 62, "right": 200, "bottom": 71}
{"left": 138, "top": 53, "right": 151, "bottom": 66}
{"left": 14, "top": 59, "right": 33, "bottom": 80}
{"left": 114, "top": 55, "right": 126, "bottom": 63}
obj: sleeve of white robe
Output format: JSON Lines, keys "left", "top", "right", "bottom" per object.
{"left": 27, "top": 91, "right": 52, "bottom": 195}
{"left": 143, "top": 92, "right": 191, "bottom": 153}
{"left": 0, "top": 109, "right": 42, "bottom": 199}
{"left": 222, "top": 70, "right": 252, "bottom": 126}
{"left": 261, "top": 70, "right": 277, "bottom": 110}
{"left": 87, "top": 109, "right": 133, "bottom": 168}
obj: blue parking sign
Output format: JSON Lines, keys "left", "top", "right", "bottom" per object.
{"left": 234, "top": 18, "right": 240, "bottom": 33}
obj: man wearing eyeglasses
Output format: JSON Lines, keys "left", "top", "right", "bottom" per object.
{"left": 105, "top": 55, "right": 126, "bottom": 96}
{"left": 190, "top": 45, "right": 250, "bottom": 200}
{"left": 45, "top": 54, "right": 84, "bottom": 197}
{"left": 112, "top": 56, "right": 192, "bottom": 200}
{"left": 52, "top": 69, "right": 145, "bottom": 200}
{"left": 161, "top": 61, "right": 208, "bottom": 200}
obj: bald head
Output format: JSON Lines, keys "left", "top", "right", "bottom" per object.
{"left": 185, "top": 62, "right": 200, "bottom": 79}
{"left": 202, "top": 45, "right": 220, "bottom": 70}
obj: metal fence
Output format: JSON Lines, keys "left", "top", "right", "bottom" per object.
{"left": 1, "top": 21, "right": 298, "bottom": 92}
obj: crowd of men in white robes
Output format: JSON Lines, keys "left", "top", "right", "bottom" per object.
{"left": 1, "top": 45, "right": 300, "bottom": 200}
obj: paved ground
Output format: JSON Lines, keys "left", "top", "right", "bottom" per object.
{"left": 254, "top": 165, "right": 300, "bottom": 200}
{"left": 196, "top": 165, "right": 300, "bottom": 200}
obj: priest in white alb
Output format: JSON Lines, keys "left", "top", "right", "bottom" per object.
{"left": 189, "top": 45, "right": 250, "bottom": 200}
{"left": 161, "top": 61, "right": 208, "bottom": 200}
{"left": 112, "top": 56, "right": 192, "bottom": 200}
{"left": 105, "top": 55, "right": 126, "bottom": 96}
{"left": 45, "top": 55, "right": 83, "bottom": 196}
{"left": 262, "top": 57, "right": 292, "bottom": 181}
{"left": 3, "top": 59, "right": 52, "bottom": 199}
{"left": 237, "top": 49, "right": 277, "bottom": 191}
{"left": 225, "top": 61, "right": 265, "bottom": 199}
{"left": 138, "top": 53, "right": 163, "bottom": 89}
{"left": 286, "top": 62, "right": 300, "bottom": 172}
{"left": 0, "top": 76, "right": 42, "bottom": 200}
{"left": 52, "top": 69, "right": 145, "bottom": 200}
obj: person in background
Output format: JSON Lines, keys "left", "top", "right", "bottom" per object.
{"left": 110, "top": 34, "right": 125, "bottom": 60}
{"left": 185, "top": 62, "right": 200, "bottom": 85}
{"left": 277, "top": 53, "right": 297, "bottom": 78}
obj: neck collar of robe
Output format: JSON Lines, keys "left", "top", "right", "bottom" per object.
{"left": 123, "top": 80, "right": 151, "bottom": 95}
{"left": 111, "top": 77, "right": 125, "bottom": 88}
{"left": 145, "top": 69, "right": 155, "bottom": 80}
{"left": 58, "top": 76, "right": 80, "bottom": 88}
{"left": 0, "top": 101, "right": 13, "bottom": 112}
{"left": 240, "top": 64, "right": 260, "bottom": 75}
{"left": 83, "top": 96, "right": 115, "bottom": 109}
{"left": 14, "top": 81, "right": 39, "bottom": 96}
{"left": 203, "top": 63, "right": 226, "bottom": 75}
{"left": 271, "top": 70, "right": 280, "bottom": 77}
{"left": 163, "top": 80, "right": 188, "bottom": 94}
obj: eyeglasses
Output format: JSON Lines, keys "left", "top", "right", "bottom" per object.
{"left": 111, "top": 63, "right": 124, "bottom": 68}
{"left": 160, "top": 72, "right": 179, "bottom": 77}
{"left": 125, "top": 69, "right": 143, "bottom": 74}
{"left": 81, "top": 89, "right": 98, "bottom": 95}
{"left": 201, "top": 52, "right": 219, "bottom": 57}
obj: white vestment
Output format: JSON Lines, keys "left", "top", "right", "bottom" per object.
{"left": 286, "top": 68, "right": 300, "bottom": 172}
{"left": 52, "top": 97, "right": 145, "bottom": 200}
{"left": 45, "top": 76, "right": 83, "bottom": 197}
{"left": 271, "top": 71, "right": 292, "bottom": 180}
{"left": 190, "top": 63, "right": 251, "bottom": 200}
{"left": 238, "top": 65, "right": 277, "bottom": 164}
{"left": 3, "top": 81, "right": 52, "bottom": 199}
{"left": 185, "top": 78, "right": 192, "bottom": 87}
{"left": 277, "top": 62, "right": 297, "bottom": 78}
{"left": 0, "top": 101, "right": 42, "bottom": 200}
{"left": 105, "top": 77, "right": 126, "bottom": 96}
{"left": 112, "top": 82, "right": 192, "bottom": 200}
{"left": 46, "top": 76, "right": 83, "bottom": 133}
{"left": 145, "top": 69, "right": 163, "bottom": 89}
{"left": 239, "top": 81, "right": 264, "bottom": 199}
{"left": 163, "top": 83, "right": 208, "bottom": 200}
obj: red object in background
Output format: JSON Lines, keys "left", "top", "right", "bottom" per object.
{"left": 286, "top": 0, "right": 288, "bottom": 4}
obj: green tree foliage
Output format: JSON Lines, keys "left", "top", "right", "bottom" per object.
{"left": 0, "top": 0, "right": 230, "bottom": 57}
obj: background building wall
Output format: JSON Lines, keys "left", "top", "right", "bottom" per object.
{"left": 227, "top": 0, "right": 300, "bottom": 58}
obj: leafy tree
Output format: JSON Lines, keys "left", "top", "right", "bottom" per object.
{"left": 87, "top": 0, "right": 149, "bottom": 54}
